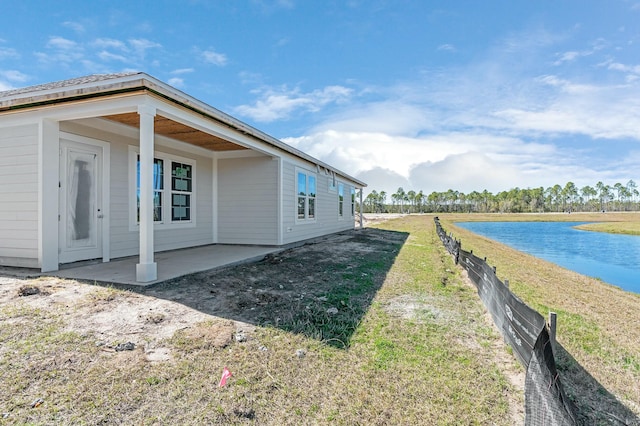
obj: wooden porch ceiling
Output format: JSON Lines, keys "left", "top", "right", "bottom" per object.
{"left": 103, "top": 112, "right": 248, "bottom": 152}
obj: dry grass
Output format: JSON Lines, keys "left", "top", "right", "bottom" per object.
{"left": 0, "top": 218, "right": 524, "bottom": 425}
{"left": 440, "top": 212, "right": 640, "bottom": 422}
{"left": 575, "top": 221, "right": 640, "bottom": 235}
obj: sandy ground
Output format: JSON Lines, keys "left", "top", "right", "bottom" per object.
{"left": 0, "top": 225, "right": 524, "bottom": 423}
{"left": 0, "top": 230, "right": 401, "bottom": 363}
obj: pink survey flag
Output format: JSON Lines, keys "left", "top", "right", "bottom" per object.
{"left": 218, "top": 367, "right": 232, "bottom": 387}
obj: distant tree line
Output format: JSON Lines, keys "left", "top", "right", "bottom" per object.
{"left": 362, "top": 180, "right": 639, "bottom": 214}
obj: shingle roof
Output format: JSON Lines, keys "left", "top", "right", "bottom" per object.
{"left": 0, "top": 72, "right": 366, "bottom": 188}
{"left": 0, "top": 72, "right": 141, "bottom": 98}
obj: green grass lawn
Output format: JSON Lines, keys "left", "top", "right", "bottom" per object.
{"left": 575, "top": 221, "right": 640, "bottom": 235}
{"left": 0, "top": 216, "right": 522, "bottom": 425}
{"left": 440, "top": 212, "right": 640, "bottom": 423}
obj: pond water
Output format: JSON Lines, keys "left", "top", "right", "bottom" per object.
{"left": 455, "top": 221, "right": 640, "bottom": 294}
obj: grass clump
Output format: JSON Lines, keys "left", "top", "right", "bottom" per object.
{"left": 575, "top": 221, "right": 640, "bottom": 235}
{"left": 441, "top": 212, "right": 640, "bottom": 421}
{"left": 0, "top": 216, "right": 523, "bottom": 425}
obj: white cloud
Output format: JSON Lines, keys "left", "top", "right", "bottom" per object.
{"left": 239, "top": 71, "right": 263, "bottom": 85}
{"left": 0, "top": 46, "right": 19, "bottom": 60}
{"left": 36, "top": 36, "right": 85, "bottom": 65}
{"left": 437, "top": 44, "right": 456, "bottom": 52}
{"left": 97, "top": 51, "right": 128, "bottom": 62}
{"left": 92, "top": 38, "right": 128, "bottom": 51}
{"left": 0, "top": 69, "right": 28, "bottom": 91}
{"left": 62, "top": 21, "right": 85, "bottom": 33}
{"left": 554, "top": 50, "right": 581, "bottom": 64}
{"left": 46, "top": 36, "right": 77, "bottom": 50}
{"left": 279, "top": 48, "right": 640, "bottom": 196}
{"left": 408, "top": 152, "right": 524, "bottom": 193}
{"left": 129, "top": 38, "right": 162, "bottom": 58}
{"left": 168, "top": 77, "right": 185, "bottom": 87}
{"left": 492, "top": 79, "right": 640, "bottom": 140}
{"left": 0, "top": 70, "right": 28, "bottom": 82}
{"left": 283, "top": 126, "right": 556, "bottom": 195}
{"left": 171, "top": 68, "right": 194, "bottom": 75}
{"left": 201, "top": 49, "right": 228, "bottom": 66}
{"left": 235, "top": 85, "right": 353, "bottom": 122}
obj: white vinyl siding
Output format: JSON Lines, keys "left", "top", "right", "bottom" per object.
{"left": 60, "top": 120, "right": 213, "bottom": 259}
{"left": 338, "top": 183, "right": 344, "bottom": 218}
{"left": 218, "top": 156, "right": 279, "bottom": 244}
{"left": 0, "top": 124, "right": 39, "bottom": 266}
{"left": 282, "top": 161, "right": 355, "bottom": 245}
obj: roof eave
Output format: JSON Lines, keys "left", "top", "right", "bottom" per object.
{"left": 0, "top": 73, "right": 367, "bottom": 188}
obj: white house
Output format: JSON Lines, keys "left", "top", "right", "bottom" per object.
{"left": 0, "top": 73, "right": 365, "bottom": 282}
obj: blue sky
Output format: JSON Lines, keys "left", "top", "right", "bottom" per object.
{"left": 2, "top": 0, "right": 640, "bottom": 196}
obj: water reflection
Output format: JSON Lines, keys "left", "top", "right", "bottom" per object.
{"left": 456, "top": 221, "right": 640, "bottom": 294}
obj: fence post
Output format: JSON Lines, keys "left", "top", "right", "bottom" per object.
{"left": 504, "top": 279, "right": 509, "bottom": 288}
{"left": 548, "top": 311, "right": 557, "bottom": 346}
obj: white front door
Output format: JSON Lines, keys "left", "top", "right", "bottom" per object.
{"left": 59, "top": 139, "right": 104, "bottom": 263}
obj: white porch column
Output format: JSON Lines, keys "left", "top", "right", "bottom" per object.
{"left": 136, "top": 104, "right": 157, "bottom": 282}
{"left": 39, "top": 119, "right": 60, "bottom": 272}
{"left": 359, "top": 188, "right": 364, "bottom": 229}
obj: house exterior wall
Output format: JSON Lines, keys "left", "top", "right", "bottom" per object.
{"left": 217, "top": 156, "right": 279, "bottom": 245}
{"left": 282, "top": 159, "right": 355, "bottom": 245}
{"left": 0, "top": 123, "right": 39, "bottom": 267}
{"left": 61, "top": 120, "right": 214, "bottom": 260}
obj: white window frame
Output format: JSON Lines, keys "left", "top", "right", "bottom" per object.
{"left": 351, "top": 187, "right": 356, "bottom": 217}
{"left": 296, "top": 168, "right": 317, "bottom": 223}
{"left": 338, "top": 182, "right": 345, "bottom": 219}
{"left": 129, "top": 146, "right": 196, "bottom": 230}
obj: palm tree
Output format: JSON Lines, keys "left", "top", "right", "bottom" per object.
{"left": 390, "top": 193, "right": 398, "bottom": 213}
{"left": 614, "top": 182, "right": 624, "bottom": 210}
{"left": 407, "top": 190, "right": 416, "bottom": 213}
{"left": 580, "top": 185, "right": 597, "bottom": 212}
{"left": 481, "top": 189, "right": 492, "bottom": 213}
{"left": 379, "top": 191, "right": 387, "bottom": 212}
{"left": 596, "top": 181, "right": 612, "bottom": 211}
{"left": 546, "top": 184, "right": 562, "bottom": 212}
{"left": 563, "top": 182, "right": 578, "bottom": 212}
{"left": 395, "top": 187, "right": 406, "bottom": 213}
{"left": 415, "top": 190, "right": 424, "bottom": 213}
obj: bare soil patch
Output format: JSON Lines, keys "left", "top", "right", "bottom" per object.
{"left": 0, "top": 224, "right": 525, "bottom": 424}
{"left": 1, "top": 230, "right": 403, "bottom": 359}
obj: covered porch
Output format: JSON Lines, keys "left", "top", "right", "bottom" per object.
{"left": 50, "top": 244, "right": 283, "bottom": 287}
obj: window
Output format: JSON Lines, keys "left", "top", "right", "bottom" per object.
{"left": 171, "top": 162, "right": 192, "bottom": 221}
{"left": 136, "top": 157, "right": 164, "bottom": 222}
{"left": 351, "top": 188, "right": 356, "bottom": 216}
{"left": 131, "top": 148, "right": 195, "bottom": 228}
{"left": 297, "top": 170, "right": 316, "bottom": 221}
{"left": 338, "top": 183, "right": 344, "bottom": 217}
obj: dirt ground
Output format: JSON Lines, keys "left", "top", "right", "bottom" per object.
{"left": 0, "top": 228, "right": 403, "bottom": 362}
{"left": 0, "top": 220, "right": 527, "bottom": 424}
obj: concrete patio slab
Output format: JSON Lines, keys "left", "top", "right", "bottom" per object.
{"left": 49, "top": 244, "right": 283, "bottom": 287}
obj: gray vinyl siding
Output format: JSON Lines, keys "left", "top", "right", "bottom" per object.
{"left": 217, "top": 156, "right": 278, "bottom": 244}
{"left": 282, "top": 160, "right": 355, "bottom": 245}
{"left": 61, "top": 120, "right": 214, "bottom": 259}
{"left": 0, "top": 123, "right": 39, "bottom": 266}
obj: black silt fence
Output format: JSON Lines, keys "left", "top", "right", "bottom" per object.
{"left": 434, "top": 217, "right": 577, "bottom": 425}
